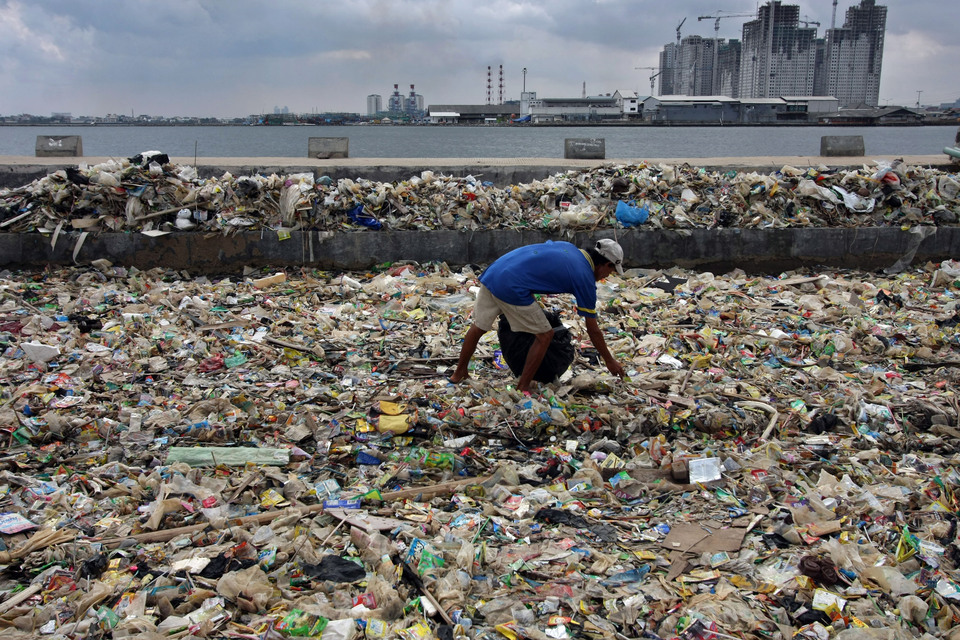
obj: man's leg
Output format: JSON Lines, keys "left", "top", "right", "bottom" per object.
{"left": 516, "top": 329, "right": 553, "bottom": 393}
{"left": 449, "top": 324, "right": 487, "bottom": 383}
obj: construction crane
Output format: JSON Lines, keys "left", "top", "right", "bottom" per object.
{"left": 697, "top": 12, "right": 755, "bottom": 96}
{"left": 635, "top": 66, "right": 660, "bottom": 96}
{"left": 675, "top": 17, "right": 686, "bottom": 46}
{"left": 798, "top": 17, "right": 820, "bottom": 28}
{"left": 649, "top": 70, "right": 663, "bottom": 97}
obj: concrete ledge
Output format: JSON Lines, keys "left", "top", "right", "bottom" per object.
{"left": 35, "top": 135, "right": 82, "bottom": 158}
{"left": 1, "top": 227, "right": 953, "bottom": 275}
{"left": 308, "top": 137, "right": 349, "bottom": 159}
{"left": 820, "top": 135, "right": 865, "bottom": 157}
{"left": 1, "top": 156, "right": 954, "bottom": 190}
{"left": 564, "top": 138, "right": 605, "bottom": 159}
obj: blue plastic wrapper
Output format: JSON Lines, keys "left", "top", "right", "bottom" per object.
{"left": 492, "top": 349, "right": 508, "bottom": 369}
{"left": 323, "top": 498, "right": 362, "bottom": 509}
{"left": 346, "top": 204, "right": 382, "bottom": 230}
{"left": 356, "top": 451, "right": 383, "bottom": 465}
{"left": 600, "top": 565, "right": 650, "bottom": 587}
{"left": 615, "top": 200, "right": 649, "bottom": 227}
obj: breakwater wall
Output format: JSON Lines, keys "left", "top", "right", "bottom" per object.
{"left": 2, "top": 156, "right": 954, "bottom": 190}
{"left": 0, "top": 227, "right": 951, "bottom": 276}
{"left": 1, "top": 156, "right": 956, "bottom": 275}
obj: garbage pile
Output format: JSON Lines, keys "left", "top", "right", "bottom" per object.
{"left": 2, "top": 260, "right": 960, "bottom": 639}
{"left": 1, "top": 152, "right": 959, "bottom": 234}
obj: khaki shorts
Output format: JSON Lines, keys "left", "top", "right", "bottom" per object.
{"left": 473, "top": 284, "right": 553, "bottom": 334}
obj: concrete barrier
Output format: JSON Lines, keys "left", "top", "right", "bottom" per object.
{"left": 0, "top": 227, "right": 952, "bottom": 275}
{"left": 308, "top": 137, "right": 349, "bottom": 159}
{"left": 564, "top": 138, "right": 605, "bottom": 160}
{"left": 35, "top": 135, "right": 82, "bottom": 158}
{"left": 820, "top": 135, "right": 865, "bottom": 157}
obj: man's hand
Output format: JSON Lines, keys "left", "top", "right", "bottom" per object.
{"left": 585, "top": 316, "right": 627, "bottom": 381}
{"left": 606, "top": 358, "right": 626, "bottom": 380}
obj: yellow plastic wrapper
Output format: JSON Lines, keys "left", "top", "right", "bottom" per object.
{"left": 397, "top": 621, "right": 433, "bottom": 640}
{"left": 259, "top": 489, "right": 286, "bottom": 508}
{"left": 379, "top": 401, "right": 407, "bottom": 415}
{"left": 377, "top": 414, "right": 412, "bottom": 434}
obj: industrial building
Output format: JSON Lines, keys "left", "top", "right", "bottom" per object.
{"left": 428, "top": 91, "right": 638, "bottom": 124}
{"left": 366, "top": 94, "right": 382, "bottom": 116}
{"left": 381, "top": 84, "right": 425, "bottom": 119}
{"left": 425, "top": 104, "right": 517, "bottom": 125}
{"left": 642, "top": 95, "right": 839, "bottom": 124}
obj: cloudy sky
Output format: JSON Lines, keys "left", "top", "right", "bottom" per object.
{"left": 1, "top": 0, "right": 956, "bottom": 118}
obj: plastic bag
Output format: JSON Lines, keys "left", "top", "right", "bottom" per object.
{"left": 496, "top": 311, "right": 575, "bottom": 383}
{"left": 898, "top": 595, "right": 928, "bottom": 624}
{"left": 557, "top": 203, "right": 604, "bottom": 228}
{"left": 346, "top": 204, "right": 382, "bottom": 230}
{"left": 615, "top": 200, "right": 649, "bottom": 227}
{"left": 216, "top": 565, "right": 274, "bottom": 610}
{"left": 938, "top": 175, "right": 959, "bottom": 201}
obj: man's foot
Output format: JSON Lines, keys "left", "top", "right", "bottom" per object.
{"left": 448, "top": 370, "right": 469, "bottom": 384}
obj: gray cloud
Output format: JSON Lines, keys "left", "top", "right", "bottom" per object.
{"left": 0, "top": 0, "right": 955, "bottom": 117}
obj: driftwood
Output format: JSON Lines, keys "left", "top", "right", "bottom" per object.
{"left": 0, "top": 527, "right": 76, "bottom": 564}
{"left": 375, "top": 475, "right": 491, "bottom": 502}
{"left": 0, "top": 583, "right": 42, "bottom": 616}
{"left": 0, "top": 476, "right": 492, "bottom": 560}
{"left": 94, "top": 475, "right": 490, "bottom": 548}
{"left": 96, "top": 503, "right": 328, "bottom": 549}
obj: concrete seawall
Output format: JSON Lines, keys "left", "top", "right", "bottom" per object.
{"left": 0, "top": 154, "right": 953, "bottom": 189}
{"left": 1, "top": 155, "right": 956, "bottom": 274}
{"left": 0, "top": 227, "right": 952, "bottom": 275}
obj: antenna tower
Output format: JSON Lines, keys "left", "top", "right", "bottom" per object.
{"left": 486, "top": 66, "right": 492, "bottom": 105}
{"left": 498, "top": 64, "right": 504, "bottom": 104}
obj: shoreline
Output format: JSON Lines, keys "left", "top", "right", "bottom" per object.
{"left": 0, "top": 153, "right": 951, "bottom": 167}
{"left": 2, "top": 153, "right": 954, "bottom": 192}
{"left": 3, "top": 121, "right": 958, "bottom": 128}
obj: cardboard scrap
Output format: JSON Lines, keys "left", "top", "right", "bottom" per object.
{"left": 325, "top": 509, "right": 406, "bottom": 532}
{"left": 661, "top": 522, "right": 748, "bottom": 554}
{"left": 807, "top": 520, "right": 843, "bottom": 537}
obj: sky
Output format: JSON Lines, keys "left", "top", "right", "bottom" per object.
{"left": 0, "top": 0, "right": 956, "bottom": 118}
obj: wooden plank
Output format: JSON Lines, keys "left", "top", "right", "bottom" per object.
{"left": 374, "top": 475, "right": 491, "bottom": 502}
{"left": 325, "top": 509, "right": 406, "bottom": 532}
{"left": 0, "top": 584, "right": 42, "bottom": 616}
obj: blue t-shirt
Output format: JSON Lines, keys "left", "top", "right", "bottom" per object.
{"left": 479, "top": 241, "right": 598, "bottom": 318}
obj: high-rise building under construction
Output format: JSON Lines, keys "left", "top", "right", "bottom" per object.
{"left": 821, "top": 0, "right": 887, "bottom": 107}
{"left": 658, "top": 44, "right": 679, "bottom": 95}
{"left": 739, "top": 2, "right": 818, "bottom": 99}
{"left": 654, "top": 1, "right": 885, "bottom": 108}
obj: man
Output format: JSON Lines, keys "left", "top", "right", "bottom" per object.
{"left": 449, "top": 239, "right": 627, "bottom": 393}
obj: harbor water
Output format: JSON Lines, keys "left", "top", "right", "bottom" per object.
{"left": 0, "top": 124, "right": 956, "bottom": 159}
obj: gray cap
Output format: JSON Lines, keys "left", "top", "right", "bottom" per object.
{"left": 595, "top": 239, "right": 624, "bottom": 274}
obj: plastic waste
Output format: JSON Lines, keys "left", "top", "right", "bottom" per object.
{"left": 346, "top": 203, "right": 382, "bottom": 229}
{"left": 615, "top": 200, "right": 649, "bottom": 227}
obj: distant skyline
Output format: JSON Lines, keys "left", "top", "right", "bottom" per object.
{"left": 0, "top": 0, "right": 956, "bottom": 118}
